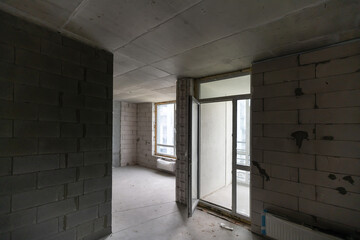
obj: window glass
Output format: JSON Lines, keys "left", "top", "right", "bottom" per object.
{"left": 199, "top": 75, "right": 250, "bottom": 99}
{"left": 236, "top": 169, "right": 250, "bottom": 216}
{"left": 156, "top": 146, "right": 175, "bottom": 156}
{"left": 155, "top": 102, "right": 176, "bottom": 158}
{"left": 236, "top": 99, "right": 250, "bottom": 166}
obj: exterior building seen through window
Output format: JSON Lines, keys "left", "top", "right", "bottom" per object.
{"left": 155, "top": 101, "right": 176, "bottom": 158}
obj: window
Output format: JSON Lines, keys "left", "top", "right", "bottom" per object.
{"left": 155, "top": 101, "right": 176, "bottom": 158}
{"left": 199, "top": 74, "right": 250, "bottom": 100}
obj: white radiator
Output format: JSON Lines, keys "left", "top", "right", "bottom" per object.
{"left": 156, "top": 158, "right": 175, "bottom": 173}
{"left": 262, "top": 211, "right": 342, "bottom": 240}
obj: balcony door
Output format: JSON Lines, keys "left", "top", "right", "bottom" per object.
{"left": 191, "top": 73, "right": 251, "bottom": 221}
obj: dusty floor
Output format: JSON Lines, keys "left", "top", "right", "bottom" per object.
{"left": 202, "top": 183, "right": 250, "bottom": 217}
{"left": 105, "top": 165, "right": 263, "bottom": 240}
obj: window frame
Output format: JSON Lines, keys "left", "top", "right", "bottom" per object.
{"left": 154, "top": 101, "right": 176, "bottom": 159}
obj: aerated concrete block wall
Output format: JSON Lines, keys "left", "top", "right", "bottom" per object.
{"left": 250, "top": 39, "right": 360, "bottom": 237}
{"left": 175, "top": 78, "right": 194, "bottom": 204}
{"left": 0, "top": 11, "right": 113, "bottom": 240}
{"left": 137, "top": 103, "right": 158, "bottom": 169}
{"left": 112, "top": 101, "right": 121, "bottom": 167}
{"left": 120, "top": 102, "right": 137, "bottom": 166}
{"left": 118, "top": 102, "right": 174, "bottom": 169}
{"left": 116, "top": 101, "right": 169, "bottom": 170}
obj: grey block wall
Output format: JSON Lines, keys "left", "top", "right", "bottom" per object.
{"left": 0, "top": 10, "right": 113, "bottom": 240}
{"left": 251, "top": 39, "right": 360, "bottom": 237}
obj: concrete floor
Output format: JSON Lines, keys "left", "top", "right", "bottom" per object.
{"left": 105, "top": 165, "right": 262, "bottom": 240}
{"left": 202, "top": 183, "right": 250, "bottom": 217}
{"left": 203, "top": 184, "right": 233, "bottom": 210}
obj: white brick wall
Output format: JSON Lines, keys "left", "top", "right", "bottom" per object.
{"left": 120, "top": 102, "right": 137, "bottom": 166}
{"left": 251, "top": 39, "right": 360, "bottom": 236}
{"left": 117, "top": 102, "right": 166, "bottom": 170}
{"left": 136, "top": 103, "right": 158, "bottom": 169}
{"left": 112, "top": 101, "right": 120, "bottom": 167}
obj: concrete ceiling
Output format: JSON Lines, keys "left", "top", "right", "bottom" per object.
{"left": 0, "top": 0, "right": 359, "bottom": 103}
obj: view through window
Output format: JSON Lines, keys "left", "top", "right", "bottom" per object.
{"left": 155, "top": 101, "right": 176, "bottom": 158}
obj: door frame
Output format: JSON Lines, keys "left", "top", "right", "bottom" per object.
{"left": 188, "top": 96, "right": 200, "bottom": 217}
{"left": 232, "top": 96, "right": 251, "bottom": 222}
{"left": 196, "top": 93, "right": 252, "bottom": 222}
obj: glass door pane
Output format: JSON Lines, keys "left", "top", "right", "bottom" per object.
{"left": 236, "top": 169, "right": 250, "bottom": 216}
{"left": 200, "top": 101, "right": 233, "bottom": 210}
{"left": 235, "top": 99, "right": 250, "bottom": 217}
{"left": 236, "top": 99, "right": 250, "bottom": 166}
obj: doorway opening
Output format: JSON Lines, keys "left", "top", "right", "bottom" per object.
{"left": 111, "top": 102, "right": 176, "bottom": 235}
{"left": 188, "top": 72, "right": 251, "bottom": 221}
{"left": 200, "top": 100, "right": 233, "bottom": 210}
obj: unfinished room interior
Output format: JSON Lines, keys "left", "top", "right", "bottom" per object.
{"left": 0, "top": 1, "right": 359, "bottom": 240}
